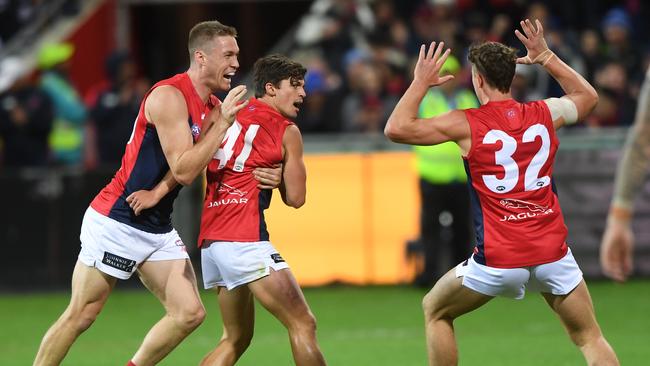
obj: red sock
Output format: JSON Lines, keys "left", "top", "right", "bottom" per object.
{"left": 126, "top": 361, "right": 137, "bottom": 366}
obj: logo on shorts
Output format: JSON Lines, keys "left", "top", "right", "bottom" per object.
{"left": 175, "top": 239, "right": 184, "bottom": 247}
{"left": 102, "top": 252, "right": 136, "bottom": 273}
{"left": 499, "top": 198, "right": 554, "bottom": 222}
{"left": 218, "top": 183, "right": 247, "bottom": 197}
{"left": 270, "top": 253, "right": 285, "bottom": 264}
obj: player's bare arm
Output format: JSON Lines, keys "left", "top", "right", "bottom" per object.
{"left": 279, "top": 124, "right": 306, "bottom": 208}
{"left": 515, "top": 19, "right": 598, "bottom": 129}
{"left": 146, "top": 84, "right": 248, "bottom": 186}
{"left": 600, "top": 68, "right": 650, "bottom": 281}
{"left": 385, "top": 42, "right": 471, "bottom": 152}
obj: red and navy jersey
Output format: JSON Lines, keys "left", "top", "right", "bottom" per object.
{"left": 463, "top": 99, "right": 568, "bottom": 268}
{"left": 91, "top": 73, "right": 218, "bottom": 233}
{"left": 198, "top": 98, "right": 293, "bottom": 245}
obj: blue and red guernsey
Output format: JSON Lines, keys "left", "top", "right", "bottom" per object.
{"left": 90, "top": 73, "right": 218, "bottom": 233}
{"left": 198, "top": 98, "right": 293, "bottom": 245}
{"left": 463, "top": 99, "right": 568, "bottom": 268}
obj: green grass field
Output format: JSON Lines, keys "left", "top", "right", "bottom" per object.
{"left": 2, "top": 281, "right": 648, "bottom": 365}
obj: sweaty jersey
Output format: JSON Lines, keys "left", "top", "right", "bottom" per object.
{"left": 91, "top": 73, "right": 218, "bottom": 233}
{"left": 463, "top": 99, "right": 568, "bottom": 268}
{"left": 198, "top": 98, "right": 293, "bottom": 245}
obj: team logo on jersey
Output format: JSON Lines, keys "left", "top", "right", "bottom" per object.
{"left": 499, "top": 198, "right": 554, "bottom": 222}
{"left": 500, "top": 198, "right": 546, "bottom": 212}
{"left": 218, "top": 183, "right": 247, "bottom": 197}
{"left": 206, "top": 183, "right": 249, "bottom": 208}
{"left": 191, "top": 123, "right": 201, "bottom": 139}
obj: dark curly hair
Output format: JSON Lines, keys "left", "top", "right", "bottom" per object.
{"left": 253, "top": 54, "right": 306, "bottom": 98}
{"left": 468, "top": 42, "right": 517, "bottom": 93}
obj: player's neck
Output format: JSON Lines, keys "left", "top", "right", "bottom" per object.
{"left": 480, "top": 90, "right": 512, "bottom": 104}
{"left": 257, "top": 96, "right": 280, "bottom": 113}
{"left": 186, "top": 67, "right": 212, "bottom": 103}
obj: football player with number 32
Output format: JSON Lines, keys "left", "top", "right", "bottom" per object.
{"left": 384, "top": 19, "right": 619, "bottom": 366}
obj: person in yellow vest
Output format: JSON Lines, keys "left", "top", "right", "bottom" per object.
{"left": 412, "top": 55, "right": 478, "bottom": 287}
{"left": 38, "top": 42, "right": 87, "bottom": 166}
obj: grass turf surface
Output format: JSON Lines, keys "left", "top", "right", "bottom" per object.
{"left": 1, "top": 281, "right": 648, "bottom": 365}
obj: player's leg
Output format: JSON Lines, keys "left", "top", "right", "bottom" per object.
{"left": 422, "top": 267, "right": 493, "bottom": 366}
{"left": 34, "top": 260, "right": 117, "bottom": 366}
{"left": 542, "top": 281, "right": 619, "bottom": 365}
{"left": 248, "top": 268, "right": 326, "bottom": 366}
{"left": 129, "top": 258, "right": 206, "bottom": 366}
{"left": 200, "top": 286, "right": 255, "bottom": 366}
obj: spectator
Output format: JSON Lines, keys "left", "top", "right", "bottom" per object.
{"left": 341, "top": 62, "right": 397, "bottom": 133}
{"left": 601, "top": 7, "right": 640, "bottom": 82}
{"left": 38, "top": 42, "right": 87, "bottom": 166}
{"left": 579, "top": 29, "right": 603, "bottom": 82}
{"left": 0, "top": 57, "right": 53, "bottom": 167}
{"left": 296, "top": 65, "right": 342, "bottom": 133}
{"left": 295, "top": 0, "right": 375, "bottom": 74}
{"left": 88, "top": 51, "right": 150, "bottom": 167}
{"left": 593, "top": 61, "right": 636, "bottom": 125}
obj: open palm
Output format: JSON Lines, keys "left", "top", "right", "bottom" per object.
{"left": 413, "top": 41, "right": 455, "bottom": 87}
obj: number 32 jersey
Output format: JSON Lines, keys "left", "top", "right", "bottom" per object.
{"left": 464, "top": 99, "right": 568, "bottom": 268}
{"left": 198, "top": 98, "right": 293, "bottom": 246}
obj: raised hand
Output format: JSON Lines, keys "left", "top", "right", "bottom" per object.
{"left": 514, "top": 19, "right": 552, "bottom": 65}
{"left": 217, "top": 85, "right": 249, "bottom": 127}
{"left": 413, "top": 41, "right": 454, "bottom": 88}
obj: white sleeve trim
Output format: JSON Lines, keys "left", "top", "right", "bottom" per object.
{"left": 544, "top": 97, "right": 578, "bottom": 125}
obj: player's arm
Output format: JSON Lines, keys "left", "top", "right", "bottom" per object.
{"left": 126, "top": 170, "right": 177, "bottom": 215}
{"left": 600, "top": 68, "right": 650, "bottom": 281}
{"left": 384, "top": 42, "right": 470, "bottom": 149}
{"left": 146, "top": 84, "right": 248, "bottom": 186}
{"left": 514, "top": 19, "right": 597, "bottom": 129}
{"left": 279, "top": 125, "right": 306, "bottom": 208}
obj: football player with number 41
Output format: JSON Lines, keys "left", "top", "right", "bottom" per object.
{"left": 197, "top": 54, "right": 326, "bottom": 366}
{"left": 385, "top": 19, "right": 619, "bottom": 366}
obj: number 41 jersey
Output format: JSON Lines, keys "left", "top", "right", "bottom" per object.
{"left": 463, "top": 99, "right": 568, "bottom": 268}
{"left": 198, "top": 98, "right": 293, "bottom": 246}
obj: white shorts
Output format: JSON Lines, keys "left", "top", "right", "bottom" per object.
{"left": 78, "top": 207, "right": 189, "bottom": 280}
{"left": 455, "top": 249, "right": 583, "bottom": 300}
{"left": 201, "top": 241, "right": 289, "bottom": 290}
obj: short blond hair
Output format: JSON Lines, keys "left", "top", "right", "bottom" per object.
{"left": 188, "top": 20, "right": 237, "bottom": 58}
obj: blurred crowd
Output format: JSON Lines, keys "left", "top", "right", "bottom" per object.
{"left": 291, "top": 0, "right": 650, "bottom": 133}
{"left": 1, "top": 0, "right": 649, "bottom": 169}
